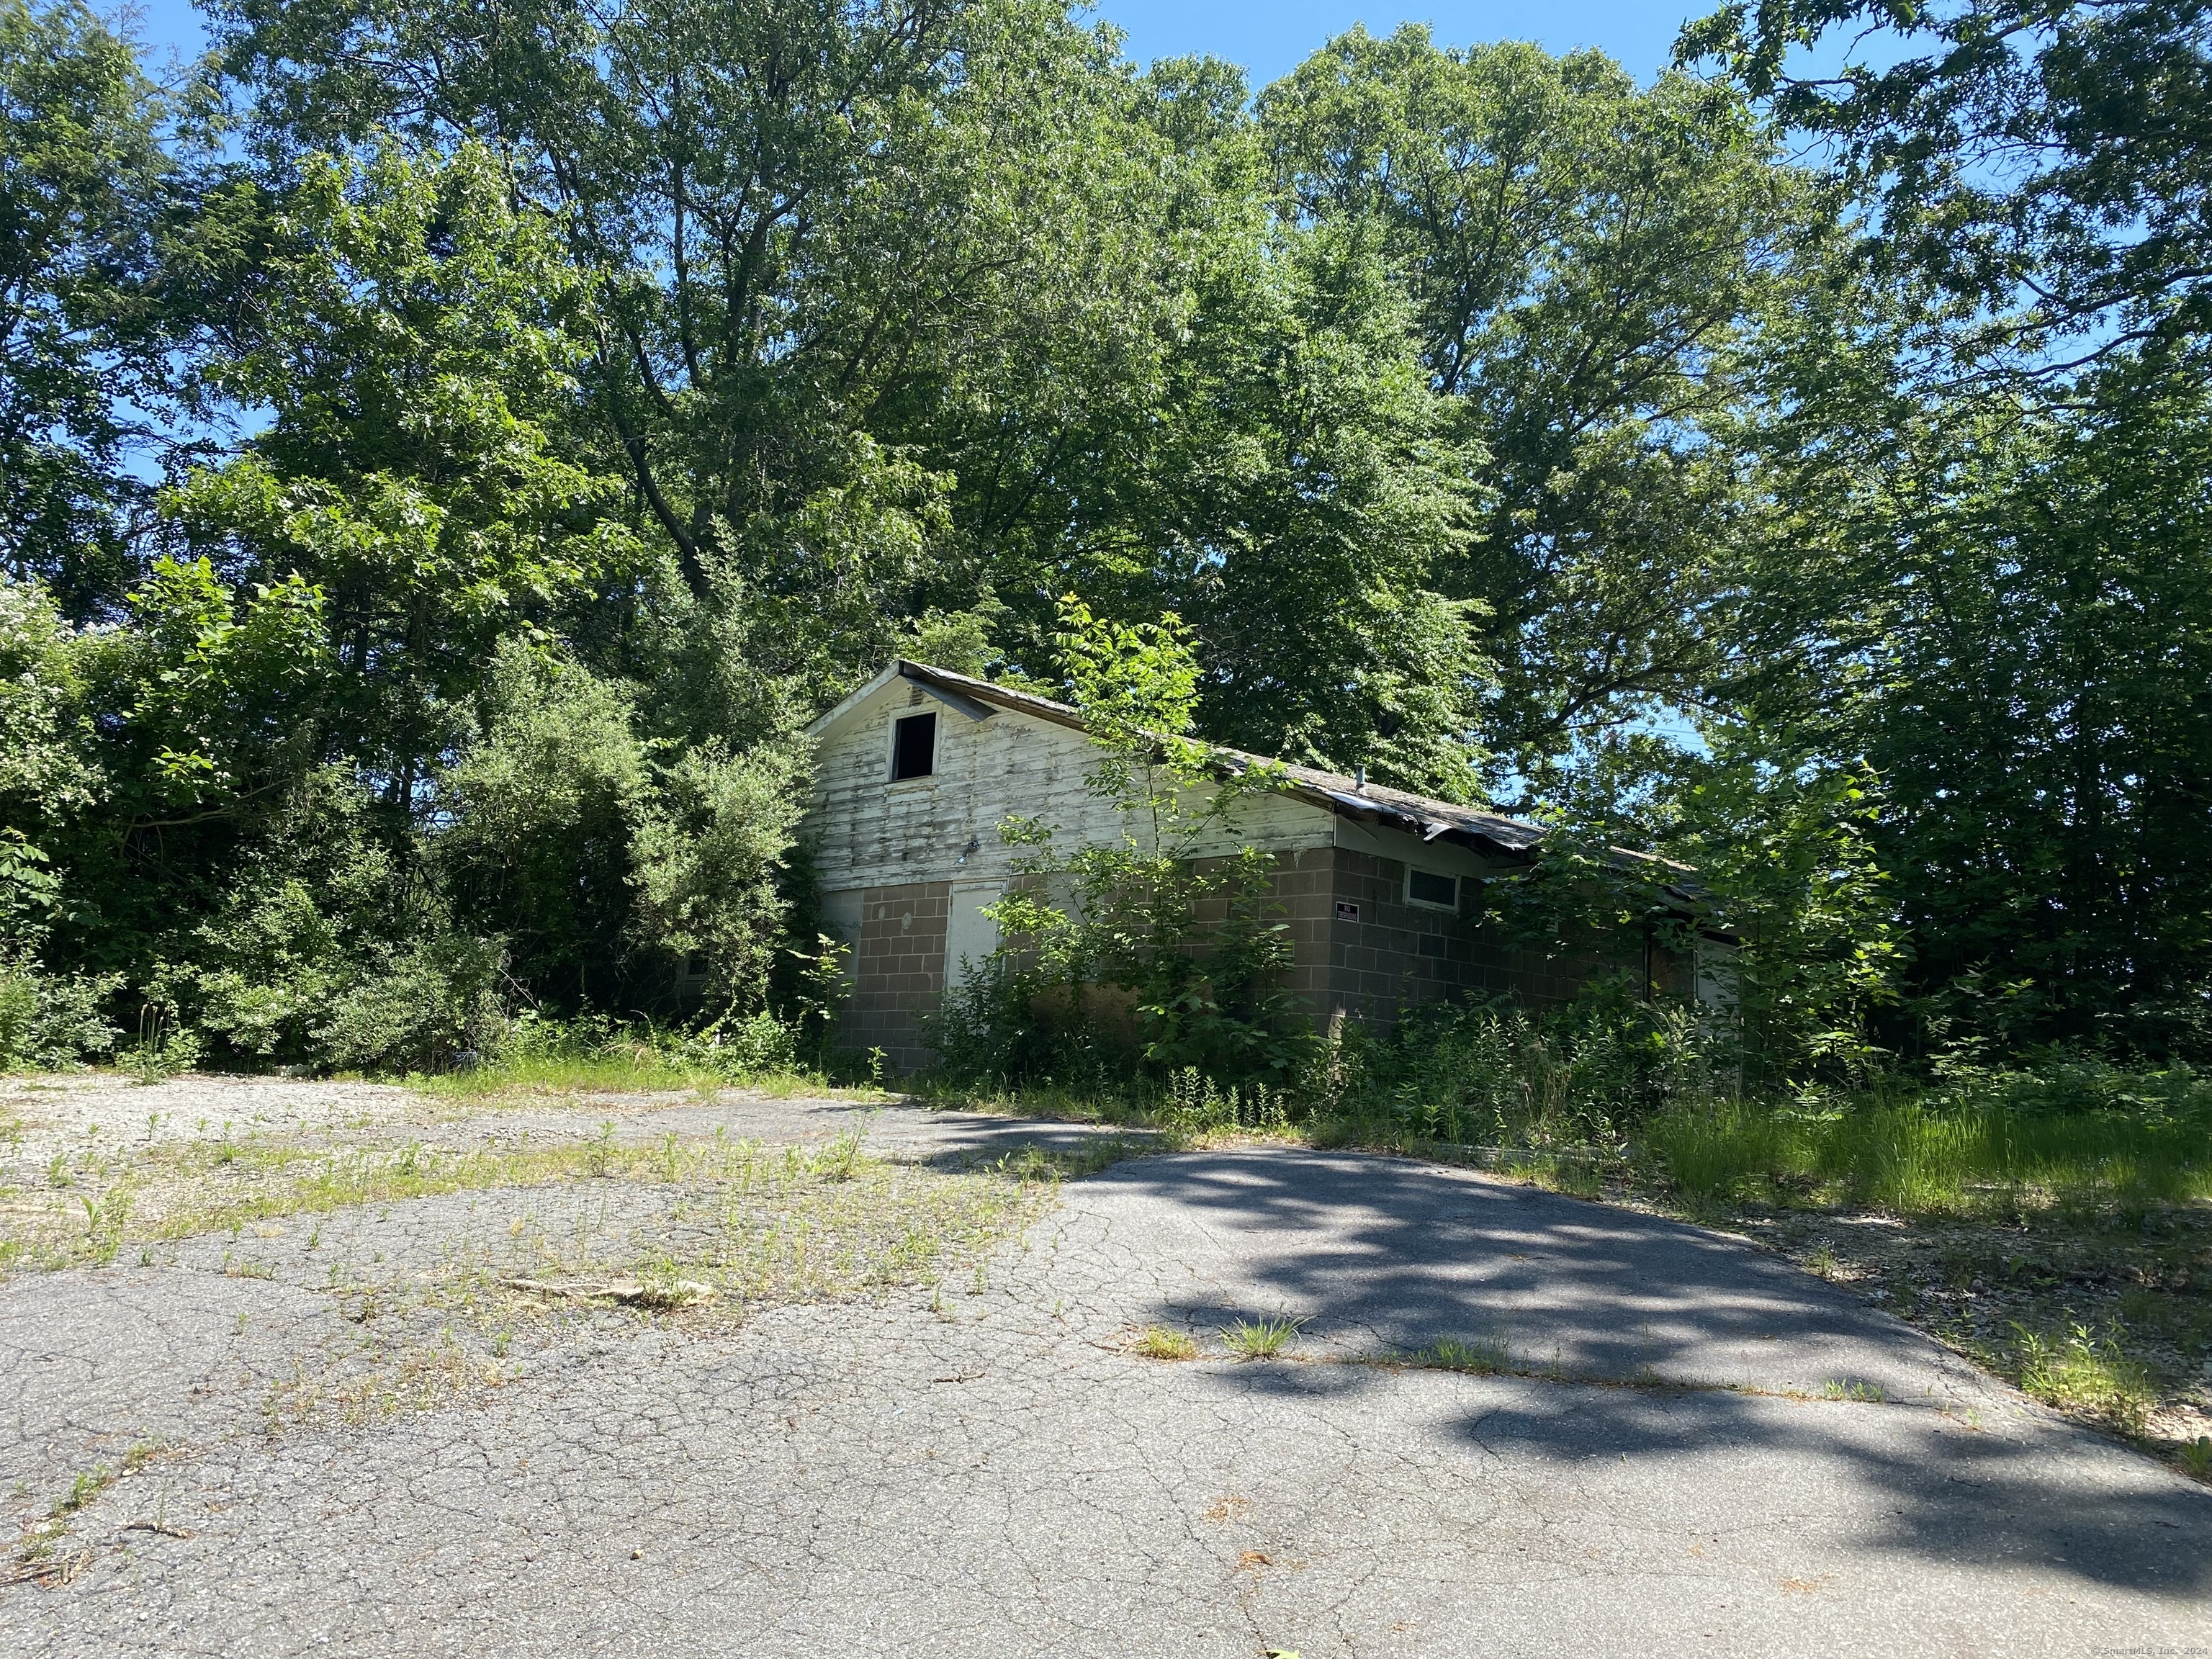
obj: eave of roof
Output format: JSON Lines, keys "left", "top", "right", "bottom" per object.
{"left": 814, "top": 660, "right": 1710, "bottom": 912}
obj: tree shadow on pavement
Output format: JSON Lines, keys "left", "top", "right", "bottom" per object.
{"left": 1088, "top": 1145, "right": 2212, "bottom": 1596}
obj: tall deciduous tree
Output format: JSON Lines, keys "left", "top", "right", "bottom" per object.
{"left": 1259, "top": 27, "right": 1827, "bottom": 770}
{"left": 1737, "top": 362, "right": 2212, "bottom": 1054}
{"left": 204, "top": 0, "right": 1146, "bottom": 604}
{"left": 165, "top": 140, "right": 647, "bottom": 805}
{"left": 0, "top": 0, "right": 182, "bottom": 613}
{"left": 1682, "top": 0, "right": 2212, "bottom": 367}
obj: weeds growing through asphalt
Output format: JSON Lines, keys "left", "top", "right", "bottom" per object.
{"left": 0, "top": 1115, "right": 1088, "bottom": 1431}
{"left": 0, "top": 1116, "right": 1059, "bottom": 1280}
{"left": 2179, "top": 1438, "right": 2212, "bottom": 1481}
{"left": 1820, "top": 1379, "right": 1887, "bottom": 1402}
{"left": 12, "top": 1442, "right": 161, "bottom": 1577}
{"left": 1406, "top": 1336, "right": 1511, "bottom": 1376}
{"left": 397, "top": 1025, "right": 887, "bottom": 1107}
{"left": 1128, "top": 1326, "right": 1200, "bottom": 1360}
{"left": 0, "top": 1097, "right": 1125, "bottom": 1441}
{"left": 1220, "top": 1316, "right": 1305, "bottom": 1359}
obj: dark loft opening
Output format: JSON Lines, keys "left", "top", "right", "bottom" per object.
{"left": 1408, "top": 868, "right": 1457, "bottom": 909}
{"left": 892, "top": 711, "right": 938, "bottom": 780}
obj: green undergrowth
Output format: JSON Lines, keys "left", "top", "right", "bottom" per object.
{"left": 925, "top": 1051, "right": 2212, "bottom": 1226}
{"left": 394, "top": 1010, "right": 875, "bottom": 1103}
{"left": 1645, "top": 1081, "right": 2212, "bottom": 1223}
{"left": 402, "top": 1050, "right": 855, "bottom": 1103}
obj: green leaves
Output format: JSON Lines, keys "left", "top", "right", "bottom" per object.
{"left": 1052, "top": 596, "right": 1201, "bottom": 748}
{"left": 8, "top": 0, "right": 2205, "bottom": 1080}
{"left": 627, "top": 739, "right": 806, "bottom": 1009}
{"left": 1259, "top": 26, "right": 1818, "bottom": 771}
{"left": 109, "top": 556, "right": 333, "bottom": 815}
{"left": 1681, "top": 0, "right": 2212, "bottom": 368}
{"left": 0, "top": 0, "right": 180, "bottom": 611}
{"left": 163, "top": 140, "right": 645, "bottom": 792}
{"left": 946, "top": 598, "right": 1314, "bottom": 1086}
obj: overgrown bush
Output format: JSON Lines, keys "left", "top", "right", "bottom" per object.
{"left": 925, "top": 601, "right": 1318, "bottom": 1089}
{"left": 0, "top": 961, "right": 122, "bottom": 1070}
{"left": 0, "top": 813, "right": 120, "bottom": 1069}
{"left": 432, "top": 1007, "right": 809, "bottom": 1090}
{"left": 148, "top": 780, "right": 510, "bottom": 1073}
{"left": 1328, "top": 988, "right": 1719, "bottom": 1151}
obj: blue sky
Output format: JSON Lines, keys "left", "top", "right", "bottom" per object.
{"left": 1090, "top": 1, "right": 1700, "bottom": 86}
{"left": 122, "top": 1, "right": 1713, "bottom": 86}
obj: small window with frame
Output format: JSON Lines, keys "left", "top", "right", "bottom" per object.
{"left": 1406, "top": 867, "right": 1458, "bottom": 912}
{"left": 891, "top": 711, "right": 938, "bottom": 781}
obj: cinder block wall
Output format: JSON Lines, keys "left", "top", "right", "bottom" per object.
{"left": 842, "top": 856, "right": 1704, "bottom": 1072}
{"left": 1280, "top": 848, "right": 1696, "bottom": 1030}
{"left": 1300, "top": 848, "right": 1514, "bottom": 1025}
{"left": 844, "top": 881, "right": 951, "bottom": 1071}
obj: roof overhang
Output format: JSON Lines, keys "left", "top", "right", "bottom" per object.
{"left": 808, "top": 658, "right": 1718, "bottom": 924}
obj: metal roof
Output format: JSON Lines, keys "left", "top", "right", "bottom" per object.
{"left": 812, "top": 659, "right": 1706, "bottom": 906}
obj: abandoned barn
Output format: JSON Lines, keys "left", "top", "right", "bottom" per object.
{"left": 804, "top": 660, "right": 1727, "bottom": 1071}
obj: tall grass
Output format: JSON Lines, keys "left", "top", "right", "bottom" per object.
{"left": 1645, "top": 1064, "right": 2212, "bottom": 1218}
{"left": 402, "top": 1010, "right": 843, "bottom": 1100}
{"left": 1325, "top": 994, "right": 1716, "bottom": 1155}
{"left": 928, "top": 989, "right": 2212, "bottom": 1226}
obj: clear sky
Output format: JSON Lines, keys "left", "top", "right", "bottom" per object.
{"left": 120, "top": 1, "right": 1712, "bottom": 87}
{"left": 1090, "top": 1, "right": 1700, "bottom": 88}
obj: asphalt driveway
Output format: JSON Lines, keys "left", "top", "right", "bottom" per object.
{"left": 4, "top": 1085, "right": 2206, "bottom": 1657}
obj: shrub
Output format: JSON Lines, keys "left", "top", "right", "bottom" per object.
{"left": 681, "top": 1009, "right": 801, "bottom": 1077}
{"left": 924, "top": 598, "right": 1317, "bottom": 1090}
{"left": 0, "top": 960, "right": 122, "bottom": 1070}
{"left": 1331, "top": 990, "right": 1717, "bottom": 1151}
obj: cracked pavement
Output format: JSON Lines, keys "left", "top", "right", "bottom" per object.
{"left": 4, "top": 1082, "right": 2208, "bottom": 1656}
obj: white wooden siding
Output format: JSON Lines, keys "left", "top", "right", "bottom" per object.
{"left": 804, "top": 678, "right": 1337, "bottom": 904}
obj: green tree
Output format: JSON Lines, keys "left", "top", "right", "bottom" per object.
{"left": 0, "top": 0, "right": 181, "bottom": 613}
{"left": 433, "top": 641, "right": 648, "bottom": 1002}
{"left": 207, "top": 0, "right": 1141, "bottom": 607}
{"left": 1259, "top": 27, "right": 1827, "bottom": 773}
{"left": 1136, "top": 222, "right": 1494, "bottom": 799}
{"left": 1749, "top": 364, "right": 2212, "bottom": 1056}
{"left": 165, "top": 139, "right": 647, "bottom": 806}
{"left": 1682, "top": 0, "right": 2212, "bottom": 367}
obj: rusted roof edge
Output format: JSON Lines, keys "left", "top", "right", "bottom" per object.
{"left": 822, "top": 660, "right": 1714, "bottom": 920}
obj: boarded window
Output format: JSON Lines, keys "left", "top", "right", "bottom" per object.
{"left": 1407, "top": 868, "right": 1457, "bottom": 910}
{"left": 892, "top": 711, "right": 937, "bottom": 780}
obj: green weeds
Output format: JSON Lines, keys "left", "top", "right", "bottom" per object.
{"left": 1406, "top": 1336, "right": 1511, "bottom": 1376}
{"left": 1645, "top": 1089, "right": 2212, "bottom": 1221}
{"left": 2006, "top": 1322, "right": 2157, "bottom": 1436}
{"left": 14, "top": 1449, "right": 147, "bottom": 1574}
{"left": 1161, "top": 1070, "right": 1292, "bottom": 1138}
{"left": 1219, "top": 1315, "right": 1305, "bottom": 1359}
{"left": 1820, "top": 1379, "right": 1887, "bottom": 1402}
{"left": 399, "top": 1012, "right": 870, "bottom": 1104}
{"left": 0, "top": 1115, "right": 1061, "bottom": 1280}
{"left": 1128, "top": 1325, "right": 1200, "bottom": 1361}
{"left": 2178, "top": 1438, "right": 2211, "bottom": 1481}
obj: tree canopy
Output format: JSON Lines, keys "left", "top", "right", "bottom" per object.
{"left": 2, "top": 0, "right": 2207, "bottom": 1075}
